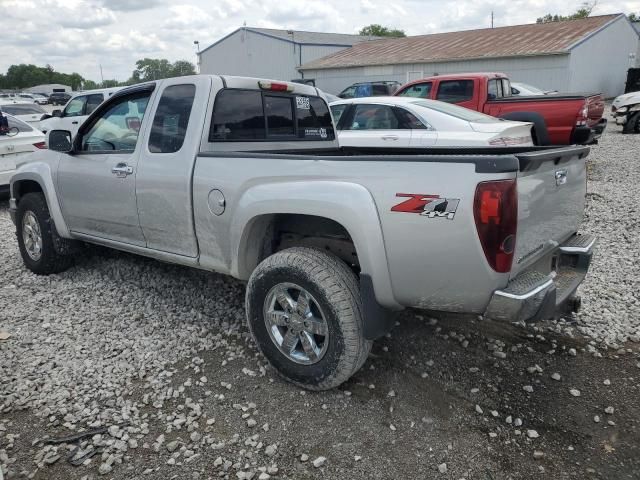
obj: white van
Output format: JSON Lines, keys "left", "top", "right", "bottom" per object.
{"left": 39, "top": 87, "right": 122, "bottom": 138}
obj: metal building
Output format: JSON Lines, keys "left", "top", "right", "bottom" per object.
{"left": 24, "top": 84, "right": 71, "bottom": 95}
{"left": 198, "top": 27, "right": 378, "bottom": 83}
{"left": 300, "top": 14, "right": 640, "bottom": 98}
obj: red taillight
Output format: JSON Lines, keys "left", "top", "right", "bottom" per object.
{"left": 473, "top": 180, "right": 518, "bottom": 273}
{"left": 33, "top": 141, "right": 47, "bottom": 149}
{"left": 576, "top": 101, "right": 589, "bottom": 126}
{"left": 258, "top": 80, "right": 293, "bottom": 92}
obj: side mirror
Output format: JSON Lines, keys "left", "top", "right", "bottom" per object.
{"left": 52, "top": 109, "right": 62, "bottom": 117}
{"left": 40, "top": 114, "right": 52, "bottom": 121}
{"left": 48, "top": 130, "right": 73, "bottom": 153}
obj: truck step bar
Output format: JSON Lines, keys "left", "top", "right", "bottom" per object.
{"left": 485, "top": 234, "right": 596, "bottom": 323}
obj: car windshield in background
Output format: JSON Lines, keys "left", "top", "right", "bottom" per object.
{"left": 0, "top": 104, "right": 46, "bottom": 115}
{"left": 398, "top": 82, "right": 432, "bottom": 98}
{"left": 411, "top": 100, "right": 499, "bottom": 123}
{"left": 5, "top": 114, "right": 34, "bottom": 132}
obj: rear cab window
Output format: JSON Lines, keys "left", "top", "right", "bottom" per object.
{"left": 436, "top": 80, "right": 474, "bottom": 103}
{"left": 210, "top": 89, "right": 334, "bottom": 142}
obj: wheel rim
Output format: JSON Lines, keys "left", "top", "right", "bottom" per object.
{"left": 22, "top": 211, "right": 43, "bottom": 261}
{"left": 263, "top": 283, "right": 329, "bottom": 365}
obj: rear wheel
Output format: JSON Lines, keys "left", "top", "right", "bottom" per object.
{"left": 246, "top": 247, "right": 371, "bottom": 390}
{"left": 16, "top": 193, "right": 75, "bottom": 274}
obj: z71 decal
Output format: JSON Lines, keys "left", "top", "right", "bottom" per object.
{"left": 391, "top": 193, "right": 460, "bottom": 220}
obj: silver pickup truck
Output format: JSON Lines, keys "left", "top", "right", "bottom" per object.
{"left": 9, "top": 75, "right": 596, "bottom": 390}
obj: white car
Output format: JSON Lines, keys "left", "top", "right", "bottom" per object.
{"left": 611, "top": 90, "right": 640, "bottom": 132}
{"left": 0, "top": 113, "right": 46, "bottom": 192}
{"left": 329, "top": 97, "right": 533, "bottom": 147}
{"left": 0, "top": 102, "right": 48, "bottom": 129}
{"left": 510, "top": 82, "right": 558, "bottom": 96}
{"left": 39, "top": 87, "right": 122, "bottom": 137}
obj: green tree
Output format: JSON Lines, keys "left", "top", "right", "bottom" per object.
{"left": 536, "top": 1, "right": 596, "bottom": 23}
{"left": 358, "top": 24, "right": 406, "bottom": 38}
{"left": 171, "top": 60, "right": 196, "bottom": 77}
{"left": 82, "top": 79, "right": 99, "bottom": 90}
{"left": 629, "top": 13, "right": 639, "bottom": 22}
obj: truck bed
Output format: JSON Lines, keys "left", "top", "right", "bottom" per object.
{"left": 200, "top": 145, "right": 590, "bottom": 173}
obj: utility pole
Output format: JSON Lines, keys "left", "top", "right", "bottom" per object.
{"left": 194, "top": 40, "right": 200, "bottom": 74}
{"left": 99, "top": 64, "right": 104, "bottom": 87}
{"left": 491, "top": 11, "right": 495, "bottom": 28}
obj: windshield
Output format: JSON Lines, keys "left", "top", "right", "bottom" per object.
{"left": 411, "top": 100, "right": 499, "bottom": 123}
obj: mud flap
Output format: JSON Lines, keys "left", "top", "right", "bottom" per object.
{"left": 359, "top": 274, "right": 399, "bottom": 340}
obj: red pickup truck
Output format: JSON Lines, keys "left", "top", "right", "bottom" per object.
{"left": 395, "top": 73, "right": 606, "bottom": 145}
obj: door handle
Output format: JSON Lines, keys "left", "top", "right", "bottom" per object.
{"left": 112, "top": 163, "right": 133, "bottom": 178}
{"left": 381, "top": 135, "right": 399, "bottom": 140}
{"left": 72, "top": 121, "right": 78, "bottom": 125}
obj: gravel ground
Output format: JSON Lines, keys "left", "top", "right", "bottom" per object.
{"left": 1, "top": 120, "right": 639, "bottom": 479}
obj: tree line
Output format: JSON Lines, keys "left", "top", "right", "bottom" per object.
{"left": 0, "top": 58, "right": 196, "bottom": 91}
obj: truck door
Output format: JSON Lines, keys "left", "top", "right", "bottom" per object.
{"left": 135, "top": 76, "right": 211, "bottom": 257}
{"left": 57, "top": 88, "right": 153, "bottom": 245}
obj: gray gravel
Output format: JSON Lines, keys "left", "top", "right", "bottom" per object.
{"left": 1, "top": 119, "right": 640, "bottom": 479}
{"left": 572, "top": 116, "right": 640, "bottom": 346}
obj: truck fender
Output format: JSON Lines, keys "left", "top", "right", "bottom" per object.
{"left": 230, "top": 180, "right": 401, "bottom": 311}
{"left": 499, "top": 111, "right": 551, "bottom": 146}
{"left": 10, "top": 162, "right": 71, "bottom": 238}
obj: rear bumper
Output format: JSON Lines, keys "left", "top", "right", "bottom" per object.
{"left": 571, "top": 119, "right": 607, "bottom": 145}
{"left": 485, "top": 234, "right": 595, "bottom": 323}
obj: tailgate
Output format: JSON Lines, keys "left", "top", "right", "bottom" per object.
{"left": 511, "top": 146, "right": 589, "bottom": 277}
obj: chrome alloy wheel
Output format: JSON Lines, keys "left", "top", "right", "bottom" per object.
{"left": 22, "top": 211, "right": 43, "bottom": 261}
{"left": 263, "top": 283, "right": 329, "bottom": 365}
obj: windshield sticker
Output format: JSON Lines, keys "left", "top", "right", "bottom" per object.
{"left": 296, "top": 96, "right": 310, "bottom": 110}
{"left": 391, "top": 194, "right": 459, "bottom": 220}
{"left": 304, "top": 128, "right": 328, "bottom": 139}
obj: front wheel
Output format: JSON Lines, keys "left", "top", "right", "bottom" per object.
{"left": 16, "top": 193, "right": 75, "bottom": 274}
{"left": 246, "top": 247, "right": 371, "bottom": 390}
{"left": 622, "top": 112, "right": 640, "bottom": 134}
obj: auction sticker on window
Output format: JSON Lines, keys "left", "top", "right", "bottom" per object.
{"left": 304, "top": 128, "right": 328, "bottom": 139}
{"left": 296, "top": 96, "right": 310, "bottom": 109}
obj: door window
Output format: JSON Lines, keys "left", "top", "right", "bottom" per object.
{"left": 397, "top": 82, "right": 432, "bottom": 98}
{"left": 347, "top": 104, "right": 399, "bottom": 130}
{"left": 63, "top": 96, "right": 87, "bottom": 117}
{"left": 393, "top": 107, "right": 428, "bottom": 129}
{"left": 79, "top": 92, "right": 151, "bottom": 153}
{"left": 148, "top": 84, "right": 196, "bottom": 153}
{"left": 85, "top": 94, "right": 104, "bottom": 115}
{"left": 436, "top": 80, "right": 474, "bottom": 103}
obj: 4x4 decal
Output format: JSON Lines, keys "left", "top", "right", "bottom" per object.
{"left": 391, "top": 193, "right": 460, "bottom": 220}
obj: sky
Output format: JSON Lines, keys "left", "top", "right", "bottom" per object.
{"left": 1, "top": 0, "right": 639, "bottom": 82}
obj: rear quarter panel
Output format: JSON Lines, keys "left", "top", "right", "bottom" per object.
{"left": 193, "top": 155, "right": 513, "bottom": 313}
{"left": 484, "top": 99, "right": 582, "bottom": 144}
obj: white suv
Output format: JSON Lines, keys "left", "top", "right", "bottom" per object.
{"left": 39, "top": 87, "right": 122, "bottom": 138}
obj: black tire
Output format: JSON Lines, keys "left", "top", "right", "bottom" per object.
{"left": 622, "top": 112, "right": 640, "bottom": 134}
{"left": 16, "top": 192, "right": 75, "bottom": 274}
{"left": 246, "top": 247, "right": 371, "bottom": 390}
